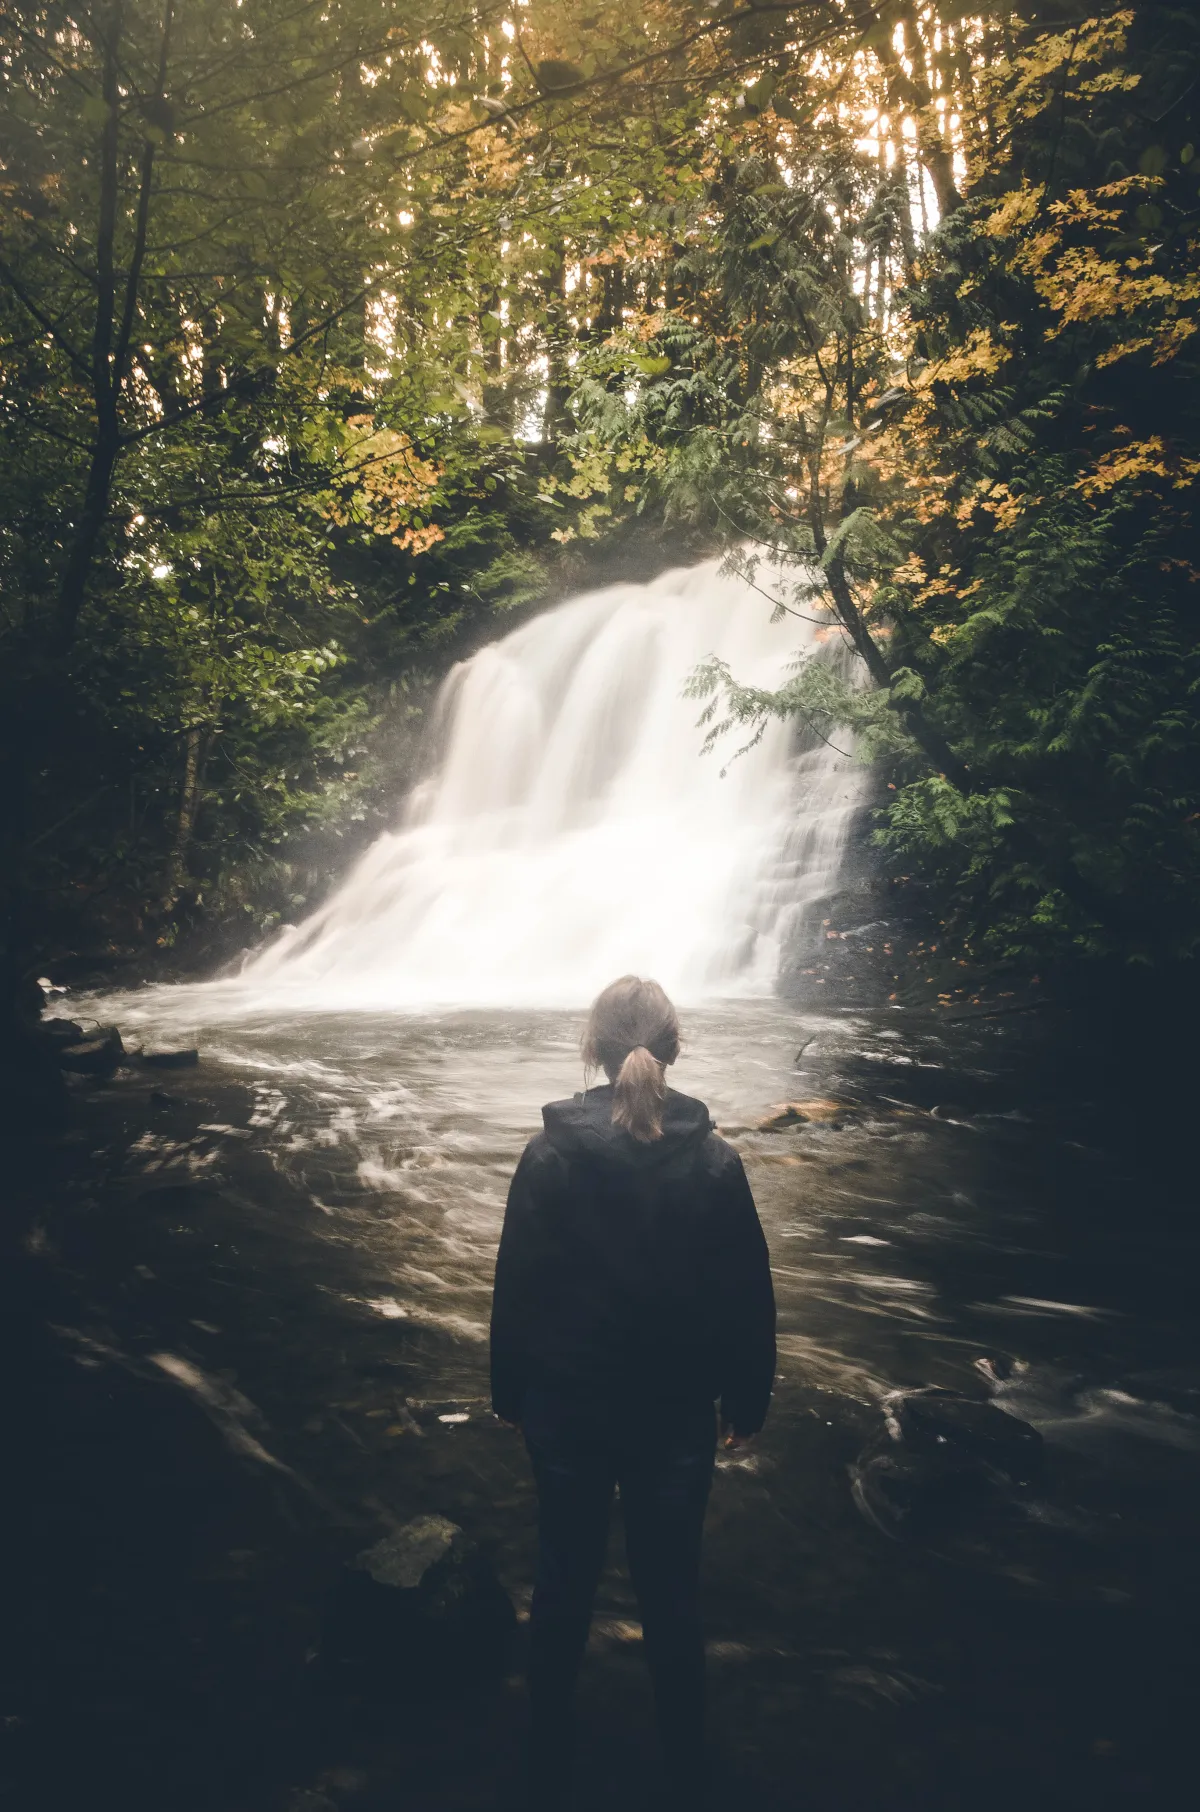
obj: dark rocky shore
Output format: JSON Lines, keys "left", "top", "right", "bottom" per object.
{"left": 3, "top": 1068, "right": 531, "bottom": 1812}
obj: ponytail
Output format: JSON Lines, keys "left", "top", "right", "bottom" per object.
{"left": 582, "top": 975, "right": 681, "bottom": 1143}
{"left": 612, "top": 1044, "right": 668, "bottom": 1143}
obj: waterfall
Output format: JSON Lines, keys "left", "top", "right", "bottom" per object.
{"left": 219, "top": 559, "right": 864, "bottom": 1011}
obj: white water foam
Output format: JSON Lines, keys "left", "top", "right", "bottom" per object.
{"left": 129, "top": 558, "right": 864, "bottom": 1017}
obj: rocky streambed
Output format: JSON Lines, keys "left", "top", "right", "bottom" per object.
{"left": 4, "top": 996, "right": 1198, "bottom": 1811}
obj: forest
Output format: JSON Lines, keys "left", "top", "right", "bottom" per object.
{"left": 2, "top": 0, "right": 1198, "bottom": 1093}
{"left": 5, "top": 10, "right": 1200, "bottom": 1811}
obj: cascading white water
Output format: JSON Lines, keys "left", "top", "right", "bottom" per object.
{"left": 208, "top": 559, "right": 863, "bottom": 1012}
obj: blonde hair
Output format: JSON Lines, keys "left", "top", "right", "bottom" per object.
{"left": 582, "top": 976, "right": 681, "bottom": 1143}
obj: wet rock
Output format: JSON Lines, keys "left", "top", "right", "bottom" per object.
{"left": 41, "top": 1019, "right": 85, "bottom": 1048}
{"left": 758, "top": 1099, "right": 850, "bottom": 1130}
{"left": 141, "top": 1048, "right": 200, "bottom": 1069}
{"left": 890, "top": 1388, "right": 1043, "bottom": 1486}
{"left": 851, "top": 1443, "right": 992, "bottom": 1539}
{"left": 321, "top": 1514, "right": 515, "bottom": 1690}
{"left": 359, "top": 1516, "right": 460, "bottom": 1586}
{"left": 851, "top": 1387, "right": 1043, "bottom": 1540}
{"left": 57, "top": 1026, "right": 125, "bottom": 1075}
{"left": 759, "top": 1104, "right": 810, "bottom": 1129}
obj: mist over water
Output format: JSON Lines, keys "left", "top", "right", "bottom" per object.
{"left": 190, "top": 559, "right": 862, "bottom": 1017}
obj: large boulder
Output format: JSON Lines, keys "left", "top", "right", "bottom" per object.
{"left": 321, "top": 1514, "right": 514, "bottom": 1690}
{"left": 851, "top": 1387, "right": 1043, "bottom": 1540}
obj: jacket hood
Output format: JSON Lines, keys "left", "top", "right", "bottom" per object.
{"left": 542, "top": 1084, "right": 714, "bottom": 1170}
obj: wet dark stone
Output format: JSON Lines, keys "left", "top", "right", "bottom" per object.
{"left": 141, "top": 1048, "right": 200, "bottom": 1069}
{"left": 851, "top": 1443, "right": 995, "bottom": 1539}
{"left": 891, "top": 1388, "right": 1044, "bottom": 1486}
{"left": 58, "top": 1026, "right": 125, "bottom": 1075}
{"left": 852, "top": 1389, "right": 1044, "bottom": 1540}
{"left": 41, "top": 1019, "right": 85, "bottom": 1047}
{"left": 320, "top": 1515, "right": 515, "bottom": 1691}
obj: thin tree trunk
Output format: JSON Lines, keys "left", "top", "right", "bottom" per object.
{"left": 54, "top": 0, "right": 172, "bottom": 656}
{"left": 892, "top": 142, "right": 918, "bottom": 275}
{"left": 594, "top": 259, "right": 624, "bottom": 339}
{"left": 889, "top": 6, "right": 963, "bottom": 220}
{"left": 542, "top": 238, "right": 570, "bottom": 450}
{"left": 162, "top": 725, "right": 206, "bottom": 912}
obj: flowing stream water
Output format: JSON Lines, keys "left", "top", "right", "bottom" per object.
{"left": 31, "top": 559, "right": 1199, "bottom": 1810}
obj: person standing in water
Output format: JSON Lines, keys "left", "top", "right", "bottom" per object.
{"left": 490, "top": 976, "right": 776, "bottom": 1808}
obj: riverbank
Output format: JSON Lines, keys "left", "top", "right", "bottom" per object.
{"left": 5, "top": 996, "right": 1197, "bottom": 1811}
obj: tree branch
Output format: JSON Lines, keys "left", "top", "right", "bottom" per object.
{"left": 0, "top": 260, "right": 92, "bottom": 383}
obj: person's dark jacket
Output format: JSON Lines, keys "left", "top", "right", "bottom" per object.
{"left": 490, "top": 1084, "right": 776, "bottom": 1434}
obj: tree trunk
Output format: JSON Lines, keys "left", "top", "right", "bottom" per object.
{"left": 162, "top": 725, "right": 207, "bottom": 912}
{"left": 52, "top": 430, "right": 121, "bottom": 656}
{"left": 541, "top": 239, "right": 571, "bottom": 451}
{"left": 594, "top": 259, "right": 624, "bottom": 339}
{"left": 892, "top": 144, "right": 918, "bottom": 274}
{"left": 888, "top": 6, "right": 963, "bottom": 219}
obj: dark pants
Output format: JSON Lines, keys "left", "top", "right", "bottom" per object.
{"left": 521, "top": 1386, "right": 717, "bottom": 1797}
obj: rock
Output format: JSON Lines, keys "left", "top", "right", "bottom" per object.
{"left": 58, "top": 1038, "right": 112, "bottom": 1074}
{"left": 360, "top": 1515, "right": 459, "bottom": 1588}
{"left": 41, "top": 1019, "right": 85, "bottom": 1047}
{"left": 851, "top": 1444, "right": 992, "bottom": 1539}
{"left": 851, "top": 1387, "right": 1044, "bottom": 1541}
{"left": 758, "top": 1104, "right": 809, "bottom": 1129}
{"left": 141, "top": 1048, "right": 199, "bottom": 1069}
{"left": 321, "top": 1514, "right": 515, "bottom": 1690}
{"left": 57, "top": 1026, "right": 125, "bottom": 1075}
{"left": 758, "top": 1099, "right": 850, "bottom": 1131}
{"left": 890, "top": 1387, "right": 1043, "bottom": 1486}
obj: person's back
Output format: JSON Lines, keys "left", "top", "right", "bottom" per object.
{"left": 492, "top": 1080, "right": 775, "bottom": 1435}
{"left": 490, "top": 977, "right": 776, "bottom": 1809}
